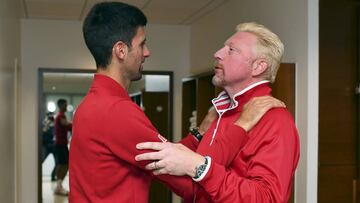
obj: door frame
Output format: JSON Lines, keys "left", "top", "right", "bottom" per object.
{"left": 37, "top": 68, "right": 174, "bottom": 203}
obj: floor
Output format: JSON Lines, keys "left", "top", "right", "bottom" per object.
{"left": 42, "top": 150, "right": 69, "bottom": 203}
{"left": 42, "top": 175, "right": 69, "bottom": 203}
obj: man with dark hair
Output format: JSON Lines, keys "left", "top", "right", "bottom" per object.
{"left": 69, "top": 2, "right": 285, "bottom": 203}
{"left": 54, "top": 98, "right": 72, "bottom": 195}
{"left": 82, "top": 2, "right": 147, "bottom": 69}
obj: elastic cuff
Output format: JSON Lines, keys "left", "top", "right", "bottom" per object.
{"left": 192, "top": 156, "right": 212, "bottom": 182}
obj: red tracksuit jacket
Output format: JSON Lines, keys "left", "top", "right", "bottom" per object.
{"left": 191, "top": 81, "right": 300, "bottom": 203}
{"left": 69, "top": 74, "right": 196, "bottom": 202}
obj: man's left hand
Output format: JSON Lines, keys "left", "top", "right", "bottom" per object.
{"left": 135, "top": 142, "right": 204, "bottom": 177}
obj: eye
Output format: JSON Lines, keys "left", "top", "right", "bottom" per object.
{"left": 228, "top": 46, "right": 236, "bottom": 54}
{"left": 140, "top": 39, "right": 146, "bottom": 48}
{"left": 228, "top": 46, "right": 240, "bottom": 54}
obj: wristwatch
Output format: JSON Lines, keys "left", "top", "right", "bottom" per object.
{"left": 190, "top": 127, "right": 203, "bottom": 142}
{"left": 194, "top": 156, "right": 209, "bottom": 179}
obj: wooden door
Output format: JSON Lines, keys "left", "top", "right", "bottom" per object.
{"left": 319, "top": 0, "right": 359, "bottom": 202}
{"left": 142, "top": 92, "right": 171, "bottom": 203}
{"left": 196, "top": 74, "right": 216, "bottom": 125}
{"left": 271, "top": 63, "right": 296, "bottom": 203}
{"left": 182, "top": 79, "right": 197, "bottom": 136}
{"left": 271, "top": 63, "right": 295, "bottom": 117}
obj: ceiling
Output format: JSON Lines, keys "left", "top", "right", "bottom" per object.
{"left": 21, "top": 0, "right": 227, "bottom": 24}
{"left": 43, "top": 72, "right": 94, "bottom": 94}
{"left": 42, "top": 72, "right": 167, "bottom": 94}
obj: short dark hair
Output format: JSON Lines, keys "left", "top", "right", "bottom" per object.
{"left": 57, "top": 99, "right": 67, "bottom": 108}
{"left": 83, "top": 2, "right": 147, "bottom": 69}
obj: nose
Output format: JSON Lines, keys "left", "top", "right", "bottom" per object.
{"left": 214, "top": 46, "right": 225, "bottom": 60}
{"left": 144, "top": 45, "right": 151, "bottom": 57}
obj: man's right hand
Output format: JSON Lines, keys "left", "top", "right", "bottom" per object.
{"left": 198, "top": 106, "right": 217, "bottom": 134}
{"left": 235, "top": 96, "right": 286, "bottom": 132}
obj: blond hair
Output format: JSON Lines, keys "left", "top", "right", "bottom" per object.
{"left": 236, "top": 22, "right": 284, "bottom": 83}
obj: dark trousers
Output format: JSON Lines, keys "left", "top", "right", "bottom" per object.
{"left": 42, "top": 143, "right": 56, "bottom": 179}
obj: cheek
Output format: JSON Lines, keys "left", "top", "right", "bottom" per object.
{"left": 223, "top": 60, "right": 242, "bottom": 75}
{"left": 223, "top": 60, "right": 251, "bottom": 80}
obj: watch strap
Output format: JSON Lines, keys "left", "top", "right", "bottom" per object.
{"left": 190, "top": 128, "right": 203, "bottom": 142}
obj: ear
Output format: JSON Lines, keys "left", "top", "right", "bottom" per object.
{"left": 113, "top": 41, "right": 128, "bottom": 60}
{"left": 252, "top": 59, "right": 268, "bottom": 77}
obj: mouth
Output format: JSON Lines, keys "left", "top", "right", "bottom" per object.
{"left": 214, "top": 62, "right": 222, "bottom": 71}
{"left": 214, "top": 60, "right": 221, "bottom": 68}
{"left": 140, "top": 60, "right": 145, "bottom": 69}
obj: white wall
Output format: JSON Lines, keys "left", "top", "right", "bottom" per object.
{"left": 0, "top": 0, "right": 21, "bottom": 202}
{"left": 190, "top": 0, "right": 318, "bottom": 202}
{"left": 20, "top": 19, "right": 190, "bottom": 203}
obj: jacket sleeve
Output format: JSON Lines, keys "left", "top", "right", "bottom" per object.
{"left": 197, "top": 109, "right": 300, "bottom": 203}
{"left": 102, "top": 100, "right": 194, "bottom": 200}
{"left": 179, "top": 133, "right": 199, "bottom": 151}
{"left": 205, "top": 123, "right": 248, "bottom": 167}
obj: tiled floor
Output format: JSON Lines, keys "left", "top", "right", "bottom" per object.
{"left": 42, "top": 175, "right": 69, "bottom": 203}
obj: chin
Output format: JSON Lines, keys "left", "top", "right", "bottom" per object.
{"left": 212, "top": 76, "right": 224, "bottom": 87}
{"left": 131, "top": 73, "right": 142, "bottom": 81}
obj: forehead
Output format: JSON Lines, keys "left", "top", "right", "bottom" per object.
{"left": 225, "top": 31, "right": 258, "bottom": 47}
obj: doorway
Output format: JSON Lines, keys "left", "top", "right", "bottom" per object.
{"left": 38, "top": 69, "right": 174, "bottom": 203}
{"left": 38, "top": 68, "right": 95, "bottom": 203}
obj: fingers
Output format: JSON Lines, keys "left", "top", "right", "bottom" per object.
{"left": 135, "top": 142, "right": 175, "bottom": 161}
{"left": 243, "top": 97, "right": 285, "bottom": 114}
{"left": 199, "top": 106, "right": 218, "bottom": 134}
{"left": 145, "top": 161, "right": 158, "bottom": 170}
{"left": 135, "top": 151, "right": 162, "bottom": 161}
{"left": 245, "top": 96, "right": 284, "bottom": 116}
{"left": 145, "top": 160, "right": 162, "bottom": 170}
{"left": 208, "top": 106, "right": 216, "bottom": 113}
{"left": 266, "top": 97, "right": 286, "bottom": 108}
{"left": 153, "top": 168, "right": 168, "bottom": 175}
{"left": 247, "top": 96, "right": 286, "bottom": 108}
{"left": 235, "top": 96, "right": 285, "bottom": 132}
{"left": 151, "top": 164, "right": 171, "bottom": 175}
{"left": 136, "top": 142, "right": 169, "bottom": 150}
{"left": 144, "top": 161, "right": 169, "bottom": 175}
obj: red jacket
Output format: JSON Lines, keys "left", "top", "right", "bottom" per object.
{"left": 192, "top": 81, "right": 300, "bottom": 203}
{"left": 69, "top": 74, "right": 195, "bottom": 203}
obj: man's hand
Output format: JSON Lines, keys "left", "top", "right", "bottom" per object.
{"left": 135, "top": 142, "right": 204, "bottom": 177}
{"left": 198, "top": 107, "right": 217, "bottom": 134}
{"left": 235, "top": 96, "right": 285, "bottom": 131}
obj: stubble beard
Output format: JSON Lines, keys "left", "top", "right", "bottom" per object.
{"left": 130, "top": 63, "right": 143, "bottom": 81}
{"left": 131, "top": 70, "right": 142, "bottom": 81}
{"left": 212, "top": 75, "right": 225, "bottom": 87}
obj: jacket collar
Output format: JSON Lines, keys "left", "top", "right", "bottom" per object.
{"left": 90, "top": 73, "right": 131, "bottom": 100}
{"left": 212, "top": 80, "right": 271, "bottom": 114}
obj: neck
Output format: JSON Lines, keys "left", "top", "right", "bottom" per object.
{"left": 224, "top": 79, "right": 265, "bottom": 98}
{"left": 97, "top": 66, "right": 130, "bottom": 90}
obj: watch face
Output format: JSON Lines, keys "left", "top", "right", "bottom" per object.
{"left": 195, "top": 157, "right": 208, "bottom": 178}
{"left": 197, "top": 165, "right": 206, "bottom": 176}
